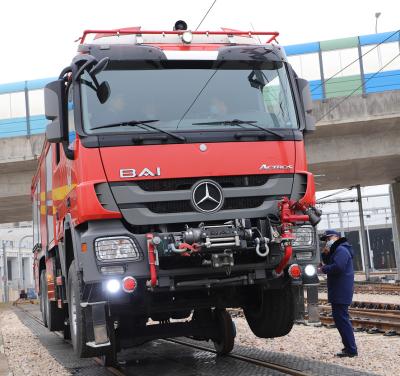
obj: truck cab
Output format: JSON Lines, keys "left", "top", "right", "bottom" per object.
{"left": 32, "top": 24, "right": 320, "bottom": 365}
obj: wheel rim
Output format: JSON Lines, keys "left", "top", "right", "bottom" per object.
{"left": 70, "top": 288, "right": 78, "bottom": 338}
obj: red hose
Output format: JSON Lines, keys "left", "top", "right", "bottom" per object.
{"left": 275, "top": 243, "right": 293, "bottom": 275}
{"left": 146, "top": 234, "right": 157, "bottom": 287}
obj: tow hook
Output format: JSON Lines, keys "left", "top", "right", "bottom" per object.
{"left": 255, "top": 237, "right": 270, "bottom": 257}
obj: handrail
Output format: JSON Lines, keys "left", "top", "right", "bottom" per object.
{"left": 79, "top": 29, "right": 280, "bottom": 44}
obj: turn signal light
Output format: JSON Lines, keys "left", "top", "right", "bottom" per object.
{"left": 288, "top": 264, "right": 302, "bottom": 279}
{"left": 122, "top": 276, "right": 137, "bottom": 293}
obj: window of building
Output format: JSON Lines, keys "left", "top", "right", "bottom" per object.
{"left": 7, "top": 259, "right": 12, "bottom": 280}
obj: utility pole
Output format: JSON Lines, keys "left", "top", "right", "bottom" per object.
{"left": 356, "top": 185, "right": 370, "bottom": 281}
{"left": 337, "top": 201, "right": 345, "bottom": 236}
{"left": 2, "top": 241, "right": 8, "bottom": 302}
{"left": 389, "top": 184, "right": 400, "bottom": 281}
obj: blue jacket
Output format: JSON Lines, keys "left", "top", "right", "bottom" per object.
{"left": 321, "top": 238, "right": 354, "bottom": 305}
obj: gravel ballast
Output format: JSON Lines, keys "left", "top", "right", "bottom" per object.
{"left": 0, "top": 310, "right": 70, "bottom": 376}
{"left": 1, "top": 301, "right": 399, "bottom": 376}
{"left": 234, "top": 315, "right": 400, "bottom": 376}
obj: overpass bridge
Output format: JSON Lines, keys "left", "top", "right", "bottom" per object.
{"left": 0, "top": 30, "right": 400, "bottom": 224}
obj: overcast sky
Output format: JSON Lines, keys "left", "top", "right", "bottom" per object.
{"left": 0, "top": 0, "right": 399, "bottom": 83}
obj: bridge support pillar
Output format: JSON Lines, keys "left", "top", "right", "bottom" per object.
{"left": 389, "top": 180, "right": 400, "bottom": 281}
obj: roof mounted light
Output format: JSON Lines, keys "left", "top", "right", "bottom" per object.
{"left": 181, "top": 30, "right": 193, "bottom": 44}
{"left": 174, "top": 20, "right": 188, "bottom": 30}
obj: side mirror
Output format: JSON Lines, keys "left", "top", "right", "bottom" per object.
{"left": 97, "top": 81, "right": 111, "bottom": 104}
{"left": 44, "top": 80, "right": 67, "bottom": 143}
{"left": 296, "top": 78, "right": 315, "bottom": 132}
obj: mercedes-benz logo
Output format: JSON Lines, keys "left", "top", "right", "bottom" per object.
{"left": 191, "top": 180, "right": 224, "bottom": 213}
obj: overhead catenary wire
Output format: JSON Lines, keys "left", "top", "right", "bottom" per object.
{"left": 195, "top": 0, "right": 218, "bottom": 31}
{"left": 316, "top": 186, "right": 355, "bottom": 203}
{"left": 317, "top": 51, "right": 400, "bottom": 122}
{"left": 311, "top": 29, "right": 400, "bottom": 93}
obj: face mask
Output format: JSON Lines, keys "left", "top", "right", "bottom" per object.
{"left": 326, "top": 239, "right": 335, "bottom": 249}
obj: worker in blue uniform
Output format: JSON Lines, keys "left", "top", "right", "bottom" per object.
{"left": 319, "top": 230, "right": 358, "bottom": 357}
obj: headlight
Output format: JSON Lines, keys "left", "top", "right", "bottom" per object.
{"left": 95, "top": 237, "right": 142, "bottom": 262}
{"left": 106, "top": 279, "right": 121, "bottom": 293}
{"left": 292, "top": 226, "right": 314, "bottom": 248}
{"left": 304, "top": 264, "right": 316, "bottom": 276}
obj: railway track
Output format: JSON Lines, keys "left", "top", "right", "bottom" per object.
{"left": 319, "top": 281, "right": 400, "bottom": 295}
{"left": 14, "top": 302, "right": 312, "bottom": 376}
{"left": 230, "top": 298, "right": 400, "bottom": 336}
{"left": 318, "top": 298, "right": 400, "bottom": 335}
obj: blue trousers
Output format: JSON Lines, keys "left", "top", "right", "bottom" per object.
{"left": 331, "top": 303, "right": 357, "bottom": 354}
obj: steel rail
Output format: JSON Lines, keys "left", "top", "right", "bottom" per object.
{"left": 14, "top": 303, "right": 123, "bottom": 376}
{"left": 14, "top": 302, "right": 329, "bottom": 375}
{"left": 319, "top": 315, "right": 400, "bottom": 332}
{"left": 165, "top": 338, "right": 311, "bottom": 376}
{"left": 319, "top": 282, "right": 400, "bottom": 295}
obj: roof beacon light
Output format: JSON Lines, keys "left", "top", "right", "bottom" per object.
{"left": 182, "top": 30, "right": 193, "bottom": 44}
{"left": 174, "top": 20, "right": 188, "bottom": 31}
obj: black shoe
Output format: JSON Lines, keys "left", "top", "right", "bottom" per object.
{"left": 336, "top": 351, "right": 358, "bottom": 358}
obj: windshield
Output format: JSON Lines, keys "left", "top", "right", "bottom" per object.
{"left": 80, "top": 60, "right": 298, "bottom": 134}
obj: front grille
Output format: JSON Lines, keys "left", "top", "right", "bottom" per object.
{"left": 145, "top": 196, "right": 267, "bottom": 214}
{"left": 116, "top": 174, "right": 279, "bottom": 191}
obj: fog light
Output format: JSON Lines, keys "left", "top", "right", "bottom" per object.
{"left": 288, "top": 264, "right": 302, "bottom": 279}
{"left": 122, "top": 276, "right": 137, "bottom": 293}
{"left": 100, "top": 265, "right": 125, "bottom": 275}
{"left": 106, "top": 279, "right": 120, "bottom": 293}
{"left": 304, "top": 264, "right": 316, "bottom": 277}
{"left": 182, "top": 30, "right": 193, "bottom": 44}
{"left": 295, "top": 251, "right": 313, "bottom": 260}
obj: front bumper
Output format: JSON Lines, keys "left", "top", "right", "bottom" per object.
{"left": 74, "top": 219, "right": 319, "bottom": 289}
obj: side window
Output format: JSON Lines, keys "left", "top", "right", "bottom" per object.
{"left": 262, "top": 68, "right": 297, "bottom": 128}
{"left": 68, "top": 84, "right": 76, "bottom": 149}
{"left": 32, "top": 182, "right": 41, "bottom": 246}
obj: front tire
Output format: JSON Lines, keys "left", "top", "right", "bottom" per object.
{"left": 213, "top": 309, "right": 235, "bottom": 355}
{"left": 243, "top": 283, "right": 294, "bottom": 338}
{"left": 67, "top": 260, "right": 93, "bottom": 358}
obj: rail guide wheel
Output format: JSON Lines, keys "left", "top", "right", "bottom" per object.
{"left": 213, "top": 309, "right": 236, "bottom": 355}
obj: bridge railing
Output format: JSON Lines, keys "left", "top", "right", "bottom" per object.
{"left": 286, "top": 30, "right": 400, "bottom": 100}
{"left": 0, "top": 31, "right": 399, "bottom": 138}
{"left": 0, "top": 77, "right": 54, "bottom": 138}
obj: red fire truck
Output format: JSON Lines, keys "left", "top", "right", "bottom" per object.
{"left": 32, "top": 22, "right": 321, "bottom": 365}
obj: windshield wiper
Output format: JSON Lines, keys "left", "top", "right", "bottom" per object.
{"left": 91, "top": 120, "right": 186, "bottom": 142}
{"left": 192, "top": 119, "right": 283, "bottom": 138}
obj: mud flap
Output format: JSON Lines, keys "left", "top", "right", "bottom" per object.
{"left": 306, "top": 285, "right": 320, "bottom": 323}
{"left": 84, "top": 302, "right": 111, "bottom": 348}
{"left": 292, "top": 285, "right": 306, "bottom": 322}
